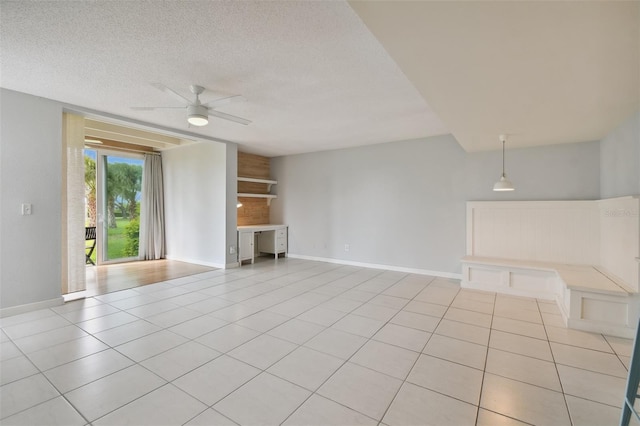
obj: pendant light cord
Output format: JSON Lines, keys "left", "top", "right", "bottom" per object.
{"left": 502, "top": 139, "right": 506, "bottom": 177}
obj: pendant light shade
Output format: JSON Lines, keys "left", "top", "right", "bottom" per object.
{"left": 493, "top": 175, "right": 514, "bottom": 191}
{"left": 493, "top": 134, "right": 515, "bottom": 192}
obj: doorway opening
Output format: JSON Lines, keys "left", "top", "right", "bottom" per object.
{"left": 64, "top": 116, "right": 208, "bottom": 299}
{"left": 84, "top": 149, "right": 144, "bottom": 265}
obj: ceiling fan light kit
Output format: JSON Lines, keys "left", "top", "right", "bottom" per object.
{"left": 493, "top": 134, "right": 515, "bottom": 192}
{"left": 187, "top": 104, "right": 209, "bottom": 126}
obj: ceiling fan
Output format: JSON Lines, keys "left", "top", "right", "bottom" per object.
{"left": 132, "top": 83, "right": 251, "bottom": 126}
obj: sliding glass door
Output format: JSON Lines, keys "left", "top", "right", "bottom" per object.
{"left": 100, "top": 153, "right": 144, "bottom": 263}
{"left": 85, "top": 148, "right": 144, "bottom": 264}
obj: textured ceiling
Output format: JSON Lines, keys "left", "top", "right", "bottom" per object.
{"left": 0, "top": 1, "right": 446, "bottom": 157}
{"left": 351, "top": 1, "right": 640, "bottom": 151}
{"left": 1, "top": 1, "right": 637, "bottom": 156}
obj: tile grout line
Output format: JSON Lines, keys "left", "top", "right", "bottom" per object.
{"left": 150, "top": 271, "right": 400, "bottom": 420}
{"left": 474, "top": 290, "right": 496, "bottom": 426}
{"left": 376, "top": 276, "right": 460, "bottom": 424}
{"left": 603, "top": 334, "right": 632, "bottom": 372}
{"left": 278, "top": 273, "right": 420, "bottom": 425}
{"left": 0, "top": 318, "right": 92, "bottom": 425}
{"left": 218, "top": 276, "right": 402, "bottom": 424}
{"left": 2, "top": 266, "right": 310, "bottom": 423}
{"left": 538, "top": 298, "right": 575, "bottom": 426}
{"left": 280, "top": 275, "right": 436, "bottom": 425}
{"left": 1, "top": 265, "right": 404, "bottom": 424}
{"left": 1, "top": 260, "right": 632, "bottom": 425}
{"left": 40, "top": 310, "right": 182, "bottom": 424}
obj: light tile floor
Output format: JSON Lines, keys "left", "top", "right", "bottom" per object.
{"left": 0, "top": 258, "right": 636, "bottom": 425}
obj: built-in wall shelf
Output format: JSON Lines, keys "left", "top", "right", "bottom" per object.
{"left": 238, "top": 193, "right": 277, "bottom": 206}
{"left": 238, "top": 177, "right": 277, "bottom": 192}
{"left": 237, "top": 152, "right": 277, "bottom": 225}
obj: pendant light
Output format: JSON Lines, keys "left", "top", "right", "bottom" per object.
{"left": 493, "top": 134, "right": 515, "bottom": 191}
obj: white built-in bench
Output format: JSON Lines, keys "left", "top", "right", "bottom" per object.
{"left": 462, "top": 256, "right": 640, "bottom": 338}
{"left": 462, "top": 196, "right": 640, "bottom": 338}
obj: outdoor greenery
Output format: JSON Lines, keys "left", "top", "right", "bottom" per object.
{"left": 85, "top": 153, "right": 142, "bottom": 260}
{"left": 123, "top": 217, "right": 140, "bottom": 257}
{"left": 84, "top": 156, "right": 96, "bottom": 227}
{"left": 86, "top": 218, "right": 132, "bottom": 263}
{"left": 107, "top": 161, "right": 142, "bottom": 227}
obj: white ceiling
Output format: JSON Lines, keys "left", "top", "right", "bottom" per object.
{"left": 351, "top": 1, "right": 639, "bottom": 151}
{"left": 0, "top": 1, "right": 446, "bottom": 157}
{"left": 1, "top": 1, "right": 638, "bottom": 156}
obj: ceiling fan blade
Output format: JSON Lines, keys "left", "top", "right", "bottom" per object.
{"left": 208, "top": 110, "right": 251, "bottom": 125}
{"left": 150, "top": 82, "right": 191, "bottom": 105}
{"left": 131, "top": 106, "right": 185, "bottom": 110}
{"left": 202, "top": 95, "right": 246, "bottom": 109}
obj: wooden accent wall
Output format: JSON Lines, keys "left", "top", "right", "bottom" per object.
{"left": 237, "top": 152, "right": 272, "bottom": 226}
{"left": 238, "top": 152, "right": 270, "bottom": 179}
{"left": 237, "top": 198, "right": 271, "bottom": 225}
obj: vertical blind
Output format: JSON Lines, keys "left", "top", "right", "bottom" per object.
{"left": 62, "top": 113, "right": 86, "bottom": 294}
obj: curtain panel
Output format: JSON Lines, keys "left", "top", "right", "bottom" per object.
{"left": 140, "top": 153, "right": 165, "bottom": 260}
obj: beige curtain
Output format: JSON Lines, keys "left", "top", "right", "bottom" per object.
{"left": 62, "top": 113, "right": 86, "bottom": 294}
{"left": 139, "top": 153, "right": 165, "bottom": 259}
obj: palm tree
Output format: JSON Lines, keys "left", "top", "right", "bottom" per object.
{"left": 106, "top": 163, "right": 142, "bottom": 226}
{"left": 84, "top": 155, "right": 96, "bottom": 226}
{"left": 84, "top": 156, "right": 143, "bottom": 229}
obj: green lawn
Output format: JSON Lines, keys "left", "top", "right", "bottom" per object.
{"left": 87, "top": 218, "right": 135, "bottom": 263}
{"left": 107, "top": 218, "right": 129, "bottom": 260}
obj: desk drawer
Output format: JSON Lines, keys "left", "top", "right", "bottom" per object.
{"left": 258, "top": 228, "right": 287, "bottom": 254}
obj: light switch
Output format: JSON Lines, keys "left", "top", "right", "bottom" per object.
{"left": 21, "top": 203, "right": 32, "bottom": 215}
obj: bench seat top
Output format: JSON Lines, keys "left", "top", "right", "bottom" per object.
{"left": 462, "top": 256, "right": 631, "bottom": 296}
{"left": 462, "top": 256, "right": 557, "bottom": 272}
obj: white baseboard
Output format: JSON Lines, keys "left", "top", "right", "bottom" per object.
{"left": 63, "top": 291, "right": 88, "bottom": 302}
{"left": 165, "top": 255, "right": 226, "bottom": 269}
{"left": 287, "top": 254, "right": 462, "bottom": 280}
{"left": 0, "top": 297, "right": 64, "bottom": 318}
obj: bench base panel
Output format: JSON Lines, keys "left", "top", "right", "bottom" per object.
{"left": 462, "top": 261, "right": 638, "bottom": 338}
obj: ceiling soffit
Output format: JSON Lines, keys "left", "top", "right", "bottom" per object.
{"left": 350, "top": 1, "right": 640, "bottom": 151}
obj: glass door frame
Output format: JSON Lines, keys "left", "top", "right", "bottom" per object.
{"left": 95, "top": 148, "right": 144, "bottom": 265}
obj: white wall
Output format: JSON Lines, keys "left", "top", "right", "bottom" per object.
{"left": 0, "top": 86, "right": 627, "bottom": 308}
{"left": 600, "top": 111, "right": 640, "bottom": 198}
{"left": 163, "top": 141, "right": 230, "bottom": 268}
{"left": 225, "top": 145, "right": 238, "bottom": 266}
{"left": 466, "top": 141, "right": 601, "bottom": 201}
{"left": 466, "top": 200, "right": 600, "bottom": 264}
{"left": 271, "top": 135, "right": 601, "bottom": 276}
{"left": 1, "top": 89, "right": 63, "bottom": 309}
{"left": 598, "top": 196, "right": 640, "bottom": 291}
{"left": 0, "top": 88, "right": 237, "bottom": 312}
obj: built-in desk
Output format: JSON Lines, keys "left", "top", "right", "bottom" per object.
{"left": 238, "top": 224, "right": 288, "bottom": 264}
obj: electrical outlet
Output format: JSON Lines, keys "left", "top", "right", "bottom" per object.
{"left": 344, "top": 244, "right": 350, "bottom": 252}
{"left": 21, "top": 203, "right": 32, "bottom": 215}
{"left": 229, "top": 246, "right": 236, "bottom": 254}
